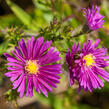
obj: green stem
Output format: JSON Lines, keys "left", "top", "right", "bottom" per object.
{"left": 71, "top": 31, "right": 83, "bottom": 37}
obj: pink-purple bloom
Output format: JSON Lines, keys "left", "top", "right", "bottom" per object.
{"left": 66, "top": 39, "right": 109, "bottom": 92}
{"left": 83, "top": 5, "right": 105, "bottom": 30}
{"left": 65, "top": 43, "right": 80, "bottom": 87}
{"left": 4, "top": 37, "right": 62, "bottom": 97}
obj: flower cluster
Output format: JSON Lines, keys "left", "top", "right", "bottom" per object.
{"left": 4, "top": 37, "right": 62, "bottom": 97}
{"left": 66, "top": 39, "right": 109, "bottom": 92}
{"left": 3, "top": 5, "right": 107, "bottom": 98}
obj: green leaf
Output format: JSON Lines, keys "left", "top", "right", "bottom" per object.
{"left": 53, "top": 97, "right": 63, "bottom": 109}
{"left": 6, "top": 0, "right": 37, "bottom": 29}
{"left": 0, "top": 15, "right": 23, "bottom": 29}
{"left": 102, "top": 1, "right": 109, "bottom": 18}
{"left": 0, "top": 41, "right": 9, "bottom": 55}
{"left": 63, "top": 3, "right": 72, "bottom": 16}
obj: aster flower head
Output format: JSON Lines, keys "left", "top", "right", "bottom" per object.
{"left": 65, "top": 43, "right": 80, "bottom": 86}
{"left": 83, "top": 5, "right": 105, "bottom": 31}
{"left": 66, "top": 39, "right": 109, "bottom": 92}
{"left": 4, "top": 37, "right": 62, "bottom": 98}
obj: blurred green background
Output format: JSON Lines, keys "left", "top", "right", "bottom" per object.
{"left": 0, "top": 0, "right": 109, "bottom": 109}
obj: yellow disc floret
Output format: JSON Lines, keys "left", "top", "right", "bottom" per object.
{"left": 83, "top": 54, "right": 95, "bottom": 67}
{"left": 25, "top": 60, "right": 38, "bottom": 74}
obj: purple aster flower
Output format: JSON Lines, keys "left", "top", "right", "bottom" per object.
{"left": 65, "top": 43, "right": 80, "bottom": 86}
{"left": 4, "top": 37, "right": 62, "bottom": 98}
{"left": 78, "top": 39, "right": 109, "bottom": 92}
{"left": 66, "top": 39, "right": 109, "bottom": 92}
{"left": 83, "top": 5, "right": 105, "bottom": 31}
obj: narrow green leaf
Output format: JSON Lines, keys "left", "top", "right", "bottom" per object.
{"left": 0, "top": 41, "right": 9, "bottom": 54}
{"left": 6, "top": 0, "right": 37, "bottom": 29}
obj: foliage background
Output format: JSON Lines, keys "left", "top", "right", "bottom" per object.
{"left": 0, "top": 0, "right": 109, "bottom": 109}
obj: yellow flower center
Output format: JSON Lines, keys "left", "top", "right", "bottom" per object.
{"left": 25, "top": 60, "right": 38, "bottom": 74}
{"left": 83, "top": 54, "right": 95, "bottom": 67}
